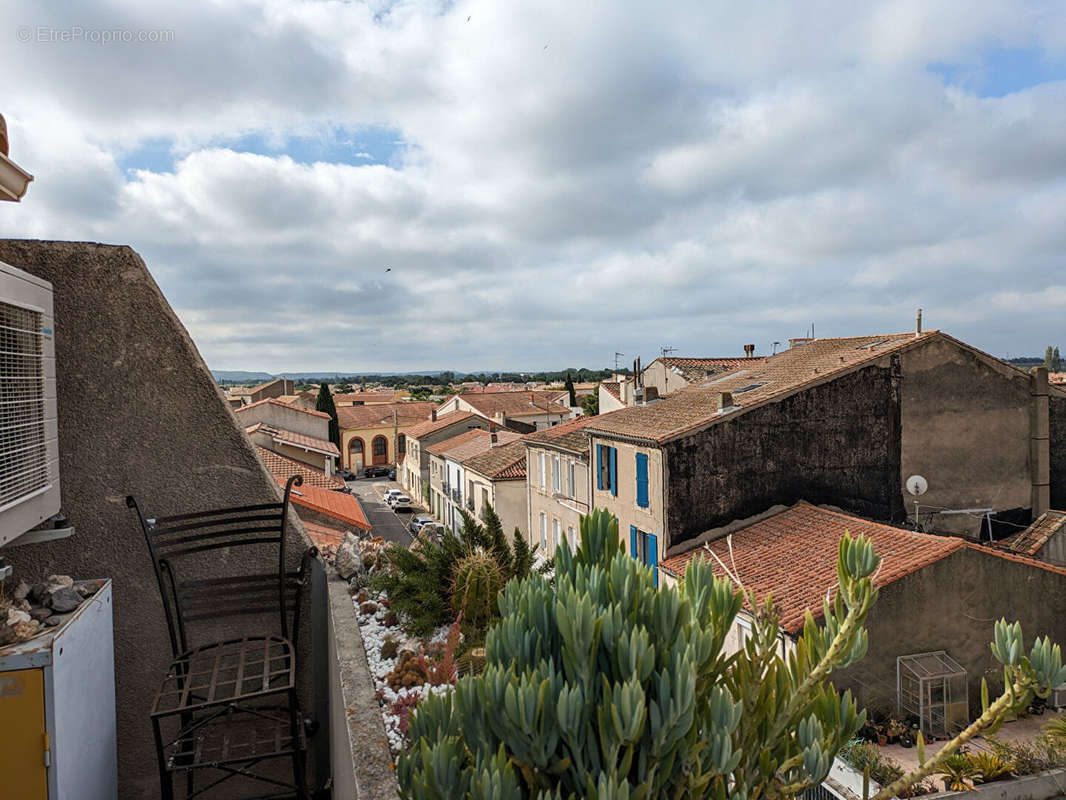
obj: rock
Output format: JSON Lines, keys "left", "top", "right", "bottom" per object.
{"left": 29, "top": 607, "right": 52, "bottom": 622}
{"left": 6, "top": 607, "right": 32, "bottom": 626}
{"left": 13, "top": 620, "right": 39, "bottom": 641}
{"left": 42, "top": 616, "right": 61, "bottom": 627}
{"left": 73, "top": 580, "right": 99, "bottom": 598}
{"left": 47, "top": 574, "right": 74, "bottom": 590}
{"left": 48, "top": 587, "right": 82, "bottom": 614}
{"left": 334, "top": 532, "right": 366, "bottom": 580}
{"left": 29, "top": 582, "right": 50, "bottom": 604}
{"left": 13, "top": 580, "right": 30, "bottom": 601}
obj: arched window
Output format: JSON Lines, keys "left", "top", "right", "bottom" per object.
{"left": 349, "top": 438, "right": 364, "bottom": 454}
{"left": 347, "top": 437, "right": 365, "bottom": 470}
{"left": 372, "top": 435, "right": 388, "bottom": 465}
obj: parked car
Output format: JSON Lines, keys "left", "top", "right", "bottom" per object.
{"left": 417, "top": 522, "right": 445, "bottom": 542}
{"left": 388, "top": 468, "right": 396, "bottom": 481}
{"left": 391, "top": 495, "right": 414, "bottom": 512}
{"left": 383, "top": 489, "right": 403, "bottom": 504}
{"left": 364, "top": 465, "right": 390, "bottom": 478}
{"left": 409, "top": 515, "right": 435, "bottom": 534}
{"left": 335, "top": 467, "right": 356, "bottom": 481}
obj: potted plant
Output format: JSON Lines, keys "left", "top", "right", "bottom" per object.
{"left": 939, "top": 753, "right": 976, "bottom": 792}
{"left": 886, "top": 717, "right": 908, "bottom": 744}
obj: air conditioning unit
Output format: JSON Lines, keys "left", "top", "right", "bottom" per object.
{"left": 0, "top": 260, "right": 59, "bottom": 546}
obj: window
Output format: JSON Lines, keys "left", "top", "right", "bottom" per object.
{"left": 567, "top": 461, "right": 575, "bottom": 498}
{"left": 552, "top": 519, "right": 560, "bottom": 549}
{"left": 629, "top": 526, "right": 659, "bottom": 587}
{"left": 736, "top": 618, "right": 753, "bottom": 649}
{"left": 596, "top": 444, "right": 617, "bottom": 496}
{"left": 539, "top": 513, "right": 547, "bottom": 549}
{"left": 552, "top": 455, "right": 561, "bottom": 493}
{"left": 539, "top": 452, "right": 546, "bottom": 490}
{"left": 635, "top": 452, "right": 649, "bottom": 509}
{"left": 372, "top": 436, "right": 387, "bottom": 456}
{"left": 397, "top": 433, "right": 406, "bottom": 454}
{"left": 567, "top": 526, "right": 575, "bottom": 549}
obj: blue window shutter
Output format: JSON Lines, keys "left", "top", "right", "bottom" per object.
{"left": 609, "top": 447, "right": 617, "bottom": 496}
{"left": 636, "top": 453, "right": 649, "bottom": 508}
{"left": 648, "top": 534, "right": 658, "bottom": 587}
{"left": 630, "top": 525, "right": 637, "bottom": 559}
{"left": 596, "top": 445, "right": 603, "bottom": 491}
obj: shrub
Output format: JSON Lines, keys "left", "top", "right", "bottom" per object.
{"left": 358, "top": 601, "right": 379, "bottom": 615}
{"left": 372, "top": 504, "right": 533, "bottom": 636}
{"left": 986, "top": 734, "right": 1066, "bottom": 775}
{"left": 939, "top": 753, "right": 976, "bottom": 792}
{"left": 840, "top": 740, "right": 905, "bottom": 787}
{"left": 968, "top": 751, "right": 1011, "bottom": 784}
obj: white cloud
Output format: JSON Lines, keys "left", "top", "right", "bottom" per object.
{"left": 2, "top": 0, "right": 1066, "bottom": 370}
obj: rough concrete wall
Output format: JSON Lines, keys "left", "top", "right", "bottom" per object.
{"left": 834, "top": 547, "right": 1066, "bottom": 717}
{"left": 493, "top": 479, "right": 528, "bottom": 539}
{"left": 1050, "top": 393, "right": 1066, "bottom": 510}
{"left": 663, "top": 362, "right": 903, "bottom": 549}
{"left": 900, "top": 339, "right": 1033, "bottom": 538}
{"left": 0, "top": 240, "right": 313, "bottom": 798}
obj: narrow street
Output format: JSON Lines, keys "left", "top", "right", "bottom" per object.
{"left": 348, "top": 476, "right": 415, "bottom": 546}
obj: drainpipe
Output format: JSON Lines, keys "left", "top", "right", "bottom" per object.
{"left": 1031, "top": 367, "right": 1050, "bottom": 519}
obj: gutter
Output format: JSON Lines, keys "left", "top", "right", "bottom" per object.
{"left": 0, "top": 151, "right": 33, "bottom": 201}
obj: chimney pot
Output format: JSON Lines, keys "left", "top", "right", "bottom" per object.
{"left": 717, "top": 391, "right": 733, "bottom": 411}
{"left": 431, "top": 409, "right": 437, "bottom": 422}
{"left": 490, "top": 432, "right": 498, "bottom": 444}
{"left": 916, "top": 308, "right": 923, "bottom": 337}
{"left": 744, "top": 344, "right": 755, "bottom": 358}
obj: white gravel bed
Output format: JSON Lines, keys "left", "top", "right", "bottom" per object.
{"left": 355, "top": 591, "right": 453, "bottom": 757}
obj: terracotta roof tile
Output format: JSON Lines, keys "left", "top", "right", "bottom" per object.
{"left": 336, "top": 402, "right": 439, "bottom": 430}
{"left": 245, "top": 422, "right": 340, "bottom": 457}
{"left": 601, "top": 381, "right": 621, "bottom": 401}
{"left": 235, "top": 397, "right": 331, "bottom": 419}
{"left": 463, "top": 439, "right": 527, "bottom": 480}
{"left": 524, "top": 412, "right": 623, "bottom": 457}
{"left": 283, "top": 480, "right": 370, "bottom": 531}
{"left": 256, "top": 446, "right": 346, "bottom": 489}
{"left": 301, "top": 520, "right": 346, "bottom": 553}
{"left": 997, "top": 510, "right": 1066, "bottom": 557}
{"left": 447, "top": 392, "right": 571, "bottom": 418}
{"left": 427, "top": 428, "right": 523, "bottom": 461}
{"left": 405, "top": 411, "right": 485, "bottom": 439}
{"left": 659, "top": 503, "right": 965, "bottom": 634}
{"left": 332, "top": 391, "right": 400, "bottom": 403}
{"left": 658, "top": 356, "right": 768, "bottom": 382}
{"left": 588, "top": 332, "right": 937, "bottom": 443}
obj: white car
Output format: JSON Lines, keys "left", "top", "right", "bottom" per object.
{"left": 383, "top": 489, "right": 403, "bottom": 504}
{"left": 391, "top": 495, "right": 413, "bottom": 511}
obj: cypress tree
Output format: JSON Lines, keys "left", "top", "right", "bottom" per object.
{"left": 1055, "top": 347, "right": 1062, "bottom": 372}
{"left": 1046, "top": 346, "right": 1055, "bottom": 370}
{"left": 565, "top": 371, "right": 577, "bottom": 406}
{"left": 316, "top": 382, "right": 340, "bottom": 448}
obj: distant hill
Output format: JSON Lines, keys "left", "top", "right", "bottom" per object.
{"left": 211, "top": 369, "right": 449, "bottom": 383}
{"left": 211, "top": 370, "right": 274, "bottom": 382}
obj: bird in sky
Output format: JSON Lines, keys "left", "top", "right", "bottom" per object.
{"left": 384, "top": 267, "right": 391, "bottom": 272}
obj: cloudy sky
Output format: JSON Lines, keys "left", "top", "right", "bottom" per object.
{"left": 2, "top": 1, "right": 1066, "bottom": 373}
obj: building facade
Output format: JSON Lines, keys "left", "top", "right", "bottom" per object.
{"left": 337, "top": 401, "right": 438, "bottom": 471}
{"left": 400, "top": 411, "right": 493, "bottom": 502}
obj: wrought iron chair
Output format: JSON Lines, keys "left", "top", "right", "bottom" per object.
{"left": 127, "top": 474, "right": 317, "bottom": 800}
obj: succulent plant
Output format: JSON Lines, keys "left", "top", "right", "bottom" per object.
{"left": 450, "top": 552, "right": 505, "bottom": 634}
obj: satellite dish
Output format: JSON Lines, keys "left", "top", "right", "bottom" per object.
{"left": 906, "top": 475, "right": 928, "bottom": 496}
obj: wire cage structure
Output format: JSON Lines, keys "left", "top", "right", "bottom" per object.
{"left": 897, "top": 651, "right": 969, "bottom": 738}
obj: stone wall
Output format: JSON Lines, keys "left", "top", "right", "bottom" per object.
{"left": 1049, "top": 392, "right": 1066, "bottom": 510}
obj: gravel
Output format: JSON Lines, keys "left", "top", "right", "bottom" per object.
{"left": 355, "top": 591, "right": 453, "bottom": 756}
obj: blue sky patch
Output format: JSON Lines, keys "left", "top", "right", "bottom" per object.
{"left": 930, "top": 46, "right": 1066, "bottom": 97}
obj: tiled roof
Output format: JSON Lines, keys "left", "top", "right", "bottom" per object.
{"left": 336, "top": 401, "right": 439, "bottom": 430}
{"left": 235, "top": 397, "right": 331, "bottom": 419}
{"left": 659, "top": 503, "right": 965, "bottom": 633}
{"left": 256, "top": 446, "right": 346, "bottom": 489}
{"left": 405, "top": 411, "right": 485, "bottom": 440}
{"left": 426, "top": 428, "right": 522, "bottom": 461}
{"left": 245, "top": 422, "right": 340, "bottom": 457}
{"left": 525, "top": 412, "right": 621, "bottom": 457}
{"left": 659, "top": 356, "right": 768, "bottom": 382}
{"left": 283, "top": 480, "right": 371, "bottom": 531}
{"left": 1049, "top": 373, "right": 1066, "bottom": 385}
{"left": 301, "top": 520, "right": 346, "bottom": 553}
{"left": 601, "top": 382, "right": 621, "bottom": 401}
{"left": 450, "top": 392, "right": 571, "bottom": 418}
{"left": 997, "top": 510, "right": 1066, "bottom": 557}
{"left": 588, "top": 332, "right": 940, "bottom": 443}
{"left": 332, "top": 391, "right": 399, "bottom": 404}
{"left": 463, "top": 439, "right": 527, "bottom": 481}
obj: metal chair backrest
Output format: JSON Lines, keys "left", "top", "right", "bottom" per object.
{"left": 127, "top": 474, "right": 311, "bottom": 656}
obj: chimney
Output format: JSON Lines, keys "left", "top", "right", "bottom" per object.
{"left": 431, "top": 409, "right": 437, "bottom": 422}
{"left": 490, "top": 432, "right": 498, "bottom": 445}
{"left": 717, "top": 391, "right": 733, "bottom": 412}
{"left": 915, "top": 308, "right": 923, "bottom": 337}
{"left": 744, "top": 344, "right": 755, "bottom": 358}
{"left": 644, "top": 386, "right": 659, "bottom": 403}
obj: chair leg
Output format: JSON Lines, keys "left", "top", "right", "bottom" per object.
{"left": 153, "top": 717, "right": 175, "bottom": 800}
{"left": 289, "top": 690, "right": 308, "bottom": 799}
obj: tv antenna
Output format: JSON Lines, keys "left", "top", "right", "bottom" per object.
{"left": 614, "top": 352, "right": 625, "bottom": 371}
{"left": 660, "top": 345, "right": 677, "bottom": 357}
{"left": 906, "top": 474, "right": 928, "bottom": 531}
